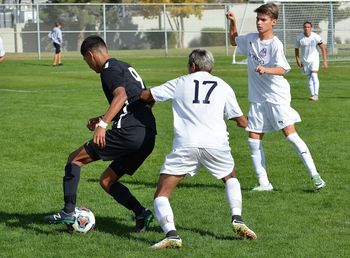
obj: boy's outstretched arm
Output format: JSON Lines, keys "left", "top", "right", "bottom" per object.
{"left": 226, "top": 10, "right": 238, "bottom": 46}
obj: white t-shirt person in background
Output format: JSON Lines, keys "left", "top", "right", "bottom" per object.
{"left": 48, "top": 21, "right": 63, "bottom": 66}
{"left": 0, "top": 36, "right": 5, "bottom": 63}
{"left": 227, "top": 3, "right": 325, "bottom": 192}
{"left": 295, "top": 21, "right": 328, "bottom": 101}
{"left": 140, "top": 48, "right": 257, "bottom": 249}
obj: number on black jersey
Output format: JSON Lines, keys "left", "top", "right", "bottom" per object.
{"left": 128, "top": 67, "right": 145, "bottom": 89}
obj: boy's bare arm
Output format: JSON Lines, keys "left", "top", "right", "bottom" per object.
{"left": 226, "top": 11, "right": 238, "bottom": 46}
{"left": 294, "top": 48, "right": 302, "bottom": 67}
{"left": 318, "top": 43, "right": 328, "bottom": 69}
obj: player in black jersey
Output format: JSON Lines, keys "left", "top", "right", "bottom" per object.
{"left": 45, "top": 35, "right": 157, "bottom": 232}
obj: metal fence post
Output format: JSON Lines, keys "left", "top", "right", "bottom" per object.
{"left": 163, "top": 4, "right": 168, "bottom": 56}
{"left": 282, "top": 3, "right": 286, "bottom": 54}
{"left": 103, "top": 4, "right": 106, "bottom": 42}
{"left": 36, "top": 3, "right": 41, "bottom": 60}
{"left": 224, "top": 4, "right": 228, "bottom": 56}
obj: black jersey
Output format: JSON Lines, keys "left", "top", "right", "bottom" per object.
{"left": 100, "top": 58, "right": 156, "bottom": 131}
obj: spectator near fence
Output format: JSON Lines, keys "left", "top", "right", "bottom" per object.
{"left": 48, "top": 22, "right": 63, "bottom": 66}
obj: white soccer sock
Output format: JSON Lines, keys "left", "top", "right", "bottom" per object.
{"left": 225, "top": 177, "right": 242, "bottom": 216}
{"left": 154, "top": 196, "right": 176, "bottom": 235}
{"left": 286, "top": 133, "right": 318, "bottom": 177}
{"left": 311, "top": 72, "right": 320, "bottom": 96}
{"left": 248, "top": 138, "right": 270, "bottom": 186}
{"left": 308, "top": 75, "right": 315, "bottom": 96}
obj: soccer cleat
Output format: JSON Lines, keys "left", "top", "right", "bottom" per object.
{"left": 44, "top": 210, "right": 75, "bottom": 224}
{"left": 252, "top": 183, "right": 274, "bottom": 192}
{"left": 311, "top": 175, "right": 325, "bottom": 190}
{"left": 151, "top": 236, "right": 182, "bottom": 249}
{"left": 135, "top": 208, "right": 154, "bottom": 232}
{"left": 232, "top": 220, "right": 257, "bottom": 240}
{"left": 309, "top": 95, "right": 318, "bottom": 101}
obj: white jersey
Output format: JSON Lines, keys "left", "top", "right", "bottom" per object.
{"left": 295, "top": 32, "right": 322, "bottom": 63}
{"left": 48, "top": 27, "right": 62, "bottom": 45}
{"left": 150, "top": 71, "right": 243, "bottom": 150}
{"left": 0, "top": 36, "right": 5, "bottom": 57}
{"left": 236, "top": 33, "right": 291, "bottom": 105}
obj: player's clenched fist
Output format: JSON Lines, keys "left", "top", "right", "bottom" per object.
{"left": 226, "top": 10, "right": 236, "bottom": 23}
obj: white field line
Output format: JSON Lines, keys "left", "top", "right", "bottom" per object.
{"left": 0, "top": 89, "right": 37, "bottom": 93}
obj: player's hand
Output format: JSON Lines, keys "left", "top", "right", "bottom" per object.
{"left": 87, "top": 116, "right": 101, "bottom": 131}
{"left": 296, "top": 60, "right": 302, "bottom": 68}
{"left": 256, "top": 65, "right": 266, "bottom": 74}
{"left": 226, "top": 10, "right": 236, "bottom": 22}
{"left": 323, "top": 61, "right": 328, "bottom": 69}
{"left": 93, "top": 126, "right": 106, "bottom": 148}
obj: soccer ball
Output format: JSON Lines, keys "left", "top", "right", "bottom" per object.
{"left": 72, "top": 207, "right": 95, "bottom": 233}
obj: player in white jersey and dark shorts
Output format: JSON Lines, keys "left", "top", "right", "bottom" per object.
{"left": 140, "top": 49, "right": 257, "bottom": 249}
{"left": 45, "top": 36, "right": 157, "bottom": 232}
{"left": 295, "top": 21, "right": 328, "bottom": 101}
{"left": 227, "top": 3, "right": 325, "bottom": 191}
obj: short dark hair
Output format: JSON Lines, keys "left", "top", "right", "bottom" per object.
{"left": 303, "top": 21, "right": 313, "bottom": 27}
{"left": 255, "top": 3, "right": 279, "bottom": 20}
{"left": 80, "top": 35, "right": 107, "bottom": 56}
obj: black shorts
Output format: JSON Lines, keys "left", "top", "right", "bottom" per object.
{"left": 53, "top": 42, "right": 61, "bottom": 54}
{"left": 84, "top": 126, "right": 156, "bottom": 176}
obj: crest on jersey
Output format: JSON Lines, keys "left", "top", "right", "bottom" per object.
{"left": 259, "top": 48, "right": 267, "bottom": 57}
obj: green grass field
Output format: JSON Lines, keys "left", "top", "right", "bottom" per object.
{"left": 0, "top": 54, "right": 349, "bottom": 258}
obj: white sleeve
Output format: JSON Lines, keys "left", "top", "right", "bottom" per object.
{"left": 273, "top": 40, "right": 291, "bottom": 73}
{"left": 150, "top": 78, "right": 178, "bottom": 102}
{"left": 224, "top": 85, "right": 243, "bottom": 120}
{"left": 315, "top": 33, "right": 323, "bottom": 44}
{"left": 58, "top": 30, "right": 63, "bottom": 43}
{"left": 235, "top": 35, "right": 248, "bottom": 56}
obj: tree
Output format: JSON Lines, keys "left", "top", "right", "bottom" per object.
{"left": 134, "top": 0, "right": 207, "bottom": 48}
{"left": 32, "top": 0, "right": 146, "bottom": 51}
{"left": 39, "top": 0, "right": 107, "bottom": 50}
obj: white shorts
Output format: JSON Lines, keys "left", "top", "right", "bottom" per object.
{"left": 160, "top": 147, "right": 234, "bottom": 179}
{"left": 247, "top": 102, "right": 301, "bottom": 133}
{"left": 302, "top": 61, "right": 319, "bottom": 75}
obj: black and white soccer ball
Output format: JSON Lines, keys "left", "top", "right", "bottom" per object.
{"left": 71, "top": 207, "right": 95, "bottom": 233}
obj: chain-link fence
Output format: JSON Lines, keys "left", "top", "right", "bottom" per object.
{"left": 0, "top": 2, "right": 349, "bottom": 60}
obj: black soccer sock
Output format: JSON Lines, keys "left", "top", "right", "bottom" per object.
{"left": 232, "top": 215, "right": 244, "bottom": 223}
{"left": 108, "top": 182, "right": 144, "bottom": 216}
{"left": 166, "top": 230, "right": 178, "bottom": 238}
{"left": 63, "top": 163, "right": 80, "bottom": 213}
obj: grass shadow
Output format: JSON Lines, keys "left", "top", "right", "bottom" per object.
{"left": 177, "top": 225, "right": 242, "bottom": 241}
{"left": 0, "top": 210, "right": 158, "bottom": 245}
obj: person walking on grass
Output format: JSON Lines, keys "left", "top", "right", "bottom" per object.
{"left": 48, "top": 21, "right": 63, "bottom": 66}
{"left": 295, "top": 21, "right": 328, "bottom": 101}
{"left": 226, "top": 3, "right": 325, "bottom": 191}
{"left": 140, "top": 49, "right": 257, "bottom": 249}
{"left": 44, "top": 35, "right": 157, "bottom": 232}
